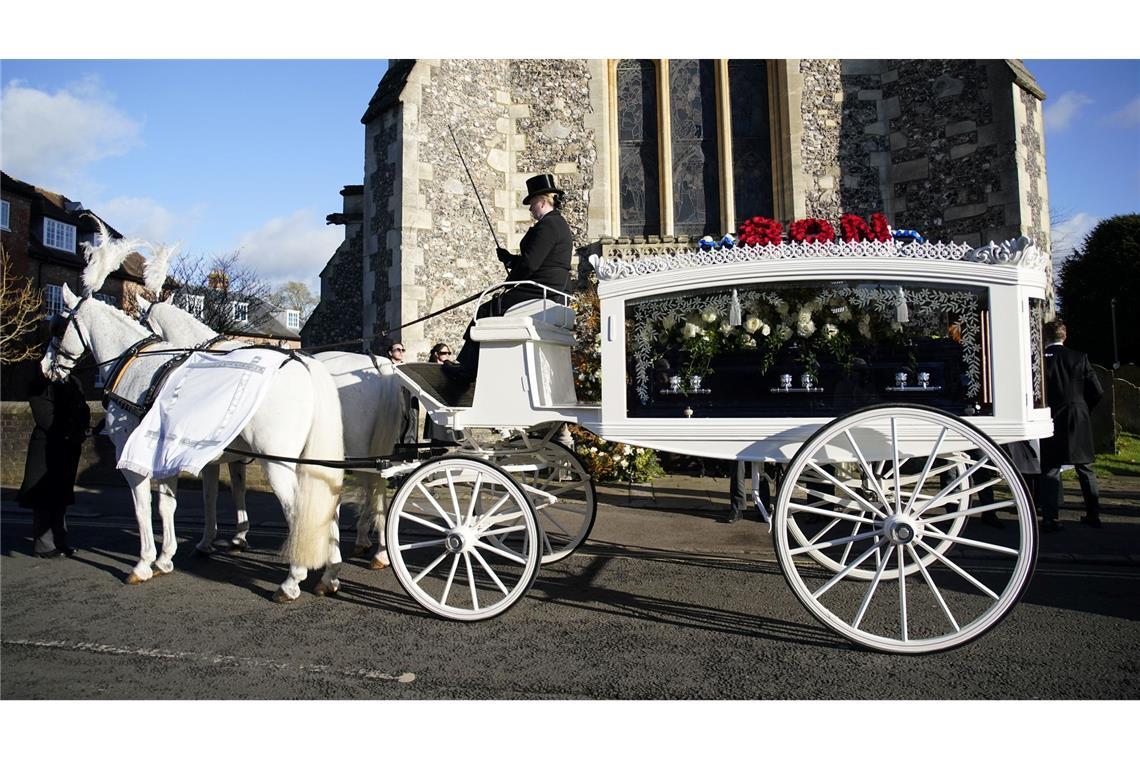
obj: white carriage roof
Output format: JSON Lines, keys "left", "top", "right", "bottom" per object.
{"left": 590, "top": 237, "right": 1046, "bottom": 282}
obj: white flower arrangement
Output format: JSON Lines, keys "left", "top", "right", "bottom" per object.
{"left": 796, "top": 315, "right": 817, "bottom": 338}
{"left": 701, "top": 309, "right": 718, "bottom": 324}
{"left": 682, "top": 322, "right": 701, "bottom": 339}
{"left": 823, "top": 323, "right": 839, "bottom": 340}
{"left": 744, "top": 315, "right": 761, "bottom": 333}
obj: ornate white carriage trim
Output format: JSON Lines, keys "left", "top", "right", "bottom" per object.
{"left": 591, "top": 236, "right": 1045, "bottom": 281}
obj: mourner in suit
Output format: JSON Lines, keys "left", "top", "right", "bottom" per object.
{"left": 1038, "top": 319, "right": 1104, "bottom": 532}
{"left": 18, "top": 373, "right": 91, "bottom": 557}
{"left": 445, "top": 173, "right": 574, "bottom": 384}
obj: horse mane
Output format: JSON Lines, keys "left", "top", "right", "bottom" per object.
{"left": 81, "top": 215, "right": 145, "bottom": 295}
{"left": 144, "top": 242, "right": 179, "bottom": 295}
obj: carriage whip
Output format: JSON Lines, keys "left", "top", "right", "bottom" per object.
{"left": 448, "top": 124, "right": 502, "bottom": 250}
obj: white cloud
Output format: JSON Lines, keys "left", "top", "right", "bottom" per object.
{"left": 0, "top": 75, "right": 143, "bottom": 192}
{"left": 1106, "top": 95, "right": 1140, "bottom": 128}
{"left": 1050, "top": 211, "right": 1099, "bottom": 274}
{"left": 1044, "top": 90, "right": 1094, "bottom": 133}
{"left": 233, "top": 210, "right": 342, "bottom": 290}
{"left": 97, "top": 196, "right": 180, "bottom": 242}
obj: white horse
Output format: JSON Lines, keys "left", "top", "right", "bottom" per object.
{"left": 43, "top": 284, "right": 346, "bottom": 601}
{"left": 135, "top": 294, "right": 402, "bottom": 568}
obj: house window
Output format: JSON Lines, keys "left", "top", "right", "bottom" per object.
{"left": 232, "top": 302, "right": 249, "bottom": 323}
{"left": 44, "top": 284, "right": 65, "bottom": 316}
{"left": 177, "top": 293, "right": 205, "bottom": 319}
{"left": 286, "top": 310, "right": 301, "bottom": 330}
{"left": 43, "top": 218, "right": 77, "bottom": 253}
{"left": 611, "top": 59, "right": 778, "bottom": 238}
{"left": 1, "top": 200, "right": 10, "bottom": 231}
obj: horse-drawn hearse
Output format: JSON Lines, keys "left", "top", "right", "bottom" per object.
{"left": 43, "top": 226, "right": 1051, "bottom": 654}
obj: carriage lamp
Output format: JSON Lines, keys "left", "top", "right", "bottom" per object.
{"left": 895, "top": 371, "right": 908, "bottom": 389}
{"left": 800, "top": 373, "right": 814, "bottom": 391}
{"left": 780, "top": 373, "right": 793, "bottom": 390}
{"left": 918, "top": 371, "right": 931, "bottom": 388}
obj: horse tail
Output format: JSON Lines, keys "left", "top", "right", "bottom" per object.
{"left": 284, "top": 358, "right": 345, "bottom": 570}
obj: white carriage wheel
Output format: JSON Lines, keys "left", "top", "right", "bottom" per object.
{"left": 786, "top": 455, "right": 972, "bottom": 581}
{"left": 774, "top": 404, "right": 1037, "bottom": 654}
{"left": 386, "top": 456, "right": 542, "bottom": 621}
{"left": 483, "top": 436, "right": 597, "bottom": 564}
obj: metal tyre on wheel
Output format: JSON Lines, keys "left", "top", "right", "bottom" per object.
{"left": 774, "top": 404, "right": 1037, "bottom": 654}
{"left": 386, "top": 456, "right": 542, "bottom": 621}
{"left": 482, "top": 436, "right": 597, "bottom": 564}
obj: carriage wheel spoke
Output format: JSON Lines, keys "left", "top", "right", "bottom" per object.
{"left": 464, "top": 554, "right": 479, "bottom": 611}
{"left": 907, "top": 544, "right": 960, "bottom": 632}
{"left": 400, "top": 511, "right": 450, "bottom": 533}
{"left": 891, "top": 417, "right": 902, "bottom": 514}
{"left": 844, "top": 430, "right": 894, "bottom": 513}
{"left": 790, "top": 502, "right": 879, "bottom": 525}
{"left": 465, "top": 472, "right": 484, "bottom": 524}
{"left": 809, "top": 517, "right": 844, "bottom": 545}
{"left": 440, "top": 554, "right": 460, "bottom": 606}
{"left": 470, "top": 548, "right": 509, "bottom": 595}
{"left": 399, "top": 538, "right": 447, "bottom": 551}
{"left": 804, "top": 463, "right": 889, "bottom": 520}
{"left": 923, "top": 500, "right": 1015, "bottom": 525}
{"left": 416, "top": 483, "right": 456, "bottom": 529}
{"left": 915, "top": 539, "right": 999, "bottom": 600}
{"left": 904, "top": 427, "right": 949, "bottom": 512}
{"left": 897, "top": 538, "right": 908, "bottom": 642}
{"left": 474, "top": 539, "right": 528, "bottom": 565}
{"left": 924, "top": 524, "right": 1020, "bottom": 556}
{"left": 540, "top": 508, "right": 573, "bottom": 538}
{"left": 413, "top": 551, "right": 449, "bottom": 584}
{"left": 480, "top": 525, "right": 527, "bottom": 538}
{"left": 445, "top": 469, "right": 462, "bottom": 524}
{"left": 910, "top": 456, "right": 991, "bottom": 517}
{"left": 813, "top": 537, "right": 890, "bottom": 599}
{"left": 790, "top": 527, "right": 882, "bottom": 556}
{"left": 838, "top": 512, "right": 868, "bottom": 566}
{"left": 541, "top": 529, "right": 554, "bottom": 556}
{"left": 852, "top": 545, "right": 895, "bottom": 630}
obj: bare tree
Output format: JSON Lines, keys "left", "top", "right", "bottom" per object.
{"left": 168, "top": 251, "right": 274, "bottom": 336}
{"left": 1, "top": 247, "right": 45, "bottom": 364}
{"left": 272, "top": 281, "right": 319, "bottom": 323}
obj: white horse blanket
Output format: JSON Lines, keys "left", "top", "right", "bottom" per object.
{"left": 117, "top": 348, "right": 291, "bottom": 479}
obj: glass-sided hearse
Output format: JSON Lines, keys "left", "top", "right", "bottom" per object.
{"left": 389, "top": 235, "right": 1052, "bottom": 654}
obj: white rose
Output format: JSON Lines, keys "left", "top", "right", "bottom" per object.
{"left": 744, "top": 316, "right": 761, "bottom": 333}
{"left": 760, "top": 323, "right": 771, "bottom": 336}
{"left": 797, "top": 317, "right": 816, "bottom": 338}
{"left": 702, "top": 310, "right": 718, "bottom": 324}
{"left": 682, "top": 322, "right": 700, "bottom": 339}
{"left": 797, "top": 308, "right": 812, "bottom": 323}
{"left": 743, "top": 336, "right": 757, "bottom": 348}
{"left": 719, "top": 322, "right": 734, "bottom": 336}
{"left": 823, "top": 323, "right": 839, "bottom": 339}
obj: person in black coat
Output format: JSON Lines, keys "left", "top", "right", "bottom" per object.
{"left": 446, "top": 173, "right": 574, "bottom": 384}
{"left": 1038, "top": 319, "right": 1104, "bottom": 531}
{"left": 18, "top": 373, "right": 91, "bottom": 557}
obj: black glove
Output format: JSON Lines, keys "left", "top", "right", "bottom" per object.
{"left": 496, "top": 247, "right": 513, "bottom": 264}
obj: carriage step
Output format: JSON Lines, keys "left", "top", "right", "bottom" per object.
{"left": 397, "top": 362, "right": 475, "bottom": 408}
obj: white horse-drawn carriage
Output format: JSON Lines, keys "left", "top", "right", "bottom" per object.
{"left": 381, "top": 234, "right": 1051, "bottom": 654}
{"left": 43, "top": 229, "right": 1051, "bottom": 654}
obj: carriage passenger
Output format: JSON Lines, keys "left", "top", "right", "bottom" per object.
{"left": 444, "top": 173, "right": 574, "bottom": 386}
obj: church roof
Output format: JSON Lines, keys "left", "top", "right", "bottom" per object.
{"left": 361, "top": 59, "right": 416, "bottom": 124}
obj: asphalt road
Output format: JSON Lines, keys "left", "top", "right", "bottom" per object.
{"left": 2, "top": 500, "right": 1137, "bottom": 700}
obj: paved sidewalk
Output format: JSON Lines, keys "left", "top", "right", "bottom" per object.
{"left": 3, "top": 472, "right": 1137, "bottom": 566}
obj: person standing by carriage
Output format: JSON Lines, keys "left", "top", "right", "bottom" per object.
{"left": 1038, "top": 319, "right": 1104, "bottom": 532}
{"left": 18, "top": 369, "right": 91, "bottom": 558}
{"left": 444, "top": 173, "right": 574, "bottom": 384}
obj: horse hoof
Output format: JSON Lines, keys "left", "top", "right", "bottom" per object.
{"left": 227, "top": 539, "right": 248, "bottom": 553}
{"left": 272, "top": 589, "right": 296, "bottom": 604}
{"left": 370, "top": 557, "right": 389, "bottom": 570}
{"left": 352, "top": 543, "right": 373, "bottom": 558}
{"left": 152, "top": 566, "right": 171, "bottom": 577}
{"left": 314, "top": 581, "right": 339, "bottom": 597}
{"left": 126, "top": 572, "right": 147, "bottom": 585}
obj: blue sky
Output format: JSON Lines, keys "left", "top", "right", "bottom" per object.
{"left": 2, "top": 59, "right": 1137, "bottom": 291}
{"left": 1, "top": 60, "right": 389, "bottom": 291}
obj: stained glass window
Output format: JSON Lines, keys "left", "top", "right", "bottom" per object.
{"left": 729, "top": 60, "right": 774, "bottom": 225}
{"left": 616, "top": 60, "right": 661, "bottom": 237}
{"left": 669, "top": 59, "right": 721, "bottom": 238}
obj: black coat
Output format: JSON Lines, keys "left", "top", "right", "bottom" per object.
{"left": 18, "top": 375, "right": 90, "bottom": 509}
{"left": 1040, "top": 343, "right": 1103, "bottom": 467}
{"left": 502, "top": 208, "right": 573, "bottom": 305}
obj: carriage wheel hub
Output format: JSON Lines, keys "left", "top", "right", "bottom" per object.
{"left": 444, "top": 530, "right": 467, "bottom": 553}
{"left": 884, "top": 516, "right": 920, "bottom": 545}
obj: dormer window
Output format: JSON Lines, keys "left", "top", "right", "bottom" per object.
{"left": 232, "top": 301, "right": 249, "bottom": 323}
{"left": 286, "top": 310, "right": 300, "bottom": 330}
{"left": 44, "top": 218, "right": 77, "bottom": 253}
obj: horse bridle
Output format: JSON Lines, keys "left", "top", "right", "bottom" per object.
{"left": 46, "top": 295, "right": 93, "bottom": 376}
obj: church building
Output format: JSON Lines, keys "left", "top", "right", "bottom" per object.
{"left": 302, "top": 59, "right": 1050, "bottom": 361}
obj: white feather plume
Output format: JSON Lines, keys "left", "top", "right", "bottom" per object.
{"left": 80, "top": 215, "right": 144, "bottom": 295}
{"left": 144, "top": 242, "right": 179, "bottom": 296}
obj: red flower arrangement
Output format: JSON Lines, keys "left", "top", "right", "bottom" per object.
{"left": 789, "top": 218, "right": 836, "bottom": 244}
{"left": 840, "top": 212, "right": 891, "bottom": 243}
{"left": 736, "top": 216, "right": 784, "bottom": 246}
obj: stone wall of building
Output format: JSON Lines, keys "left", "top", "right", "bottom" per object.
{"left": 363, "top": 109, "right": 401, "bottom": 349}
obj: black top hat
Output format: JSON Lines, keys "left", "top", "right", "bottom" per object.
{"left": 522, "top": 174, "right": 565, "bottom": 206}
